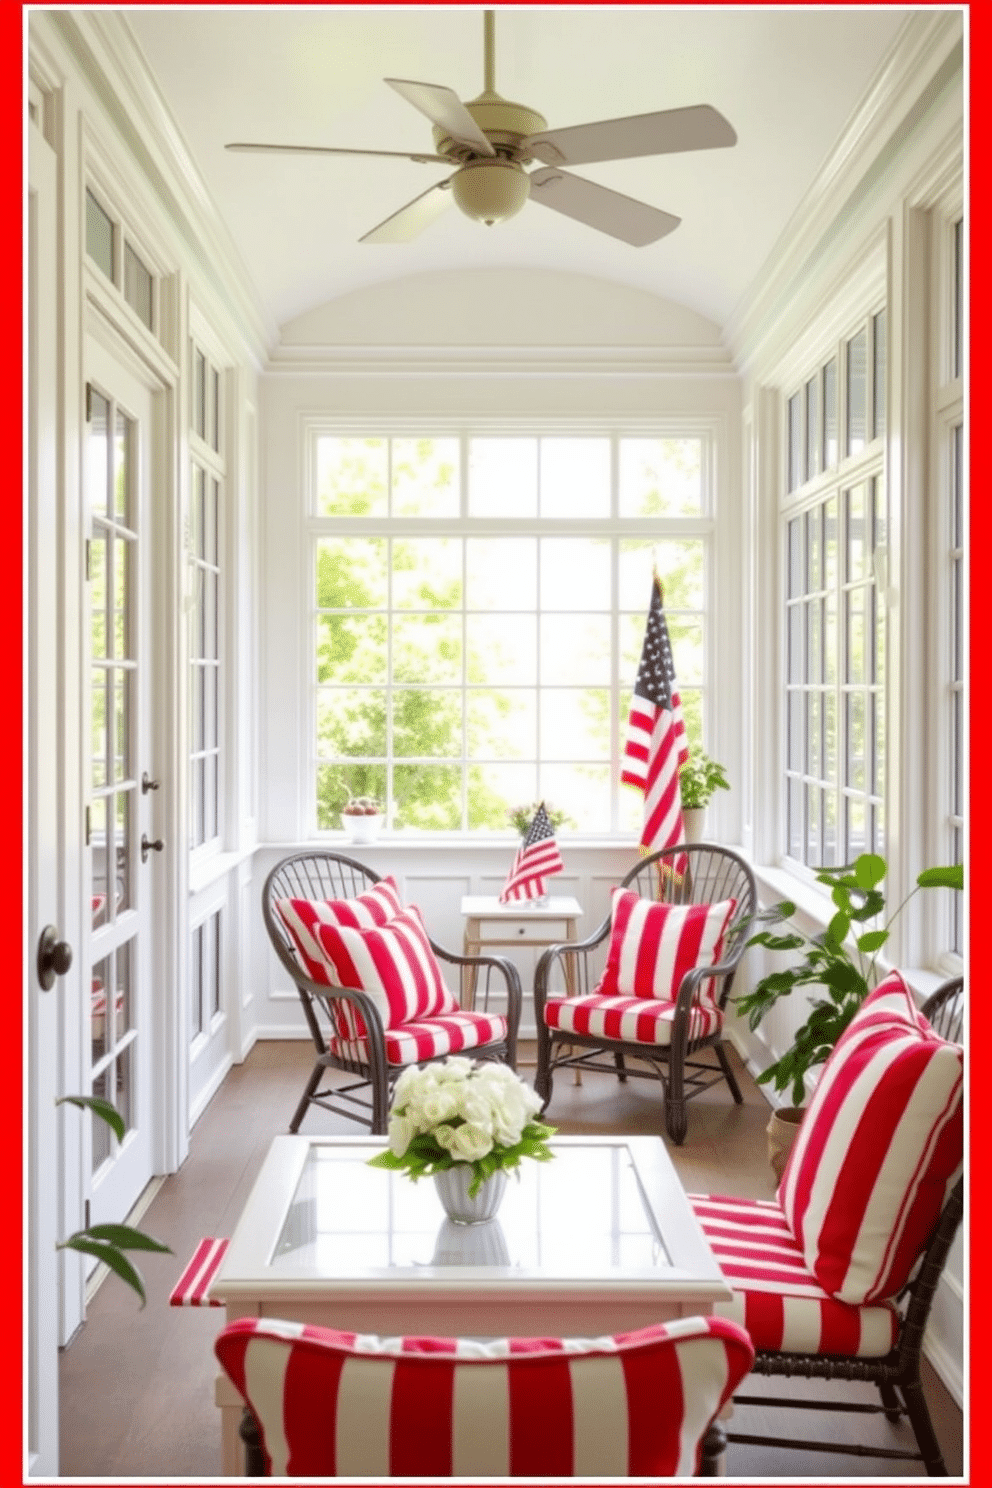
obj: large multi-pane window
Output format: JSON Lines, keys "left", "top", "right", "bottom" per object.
{"left": 189, "top": 344, "right": 223, "bottom": 850}
{"left": 783, "top": 311, "right": 887, "bottom": 867}
{"left": 311, "top": 432, "right": 712, "bottom": 834}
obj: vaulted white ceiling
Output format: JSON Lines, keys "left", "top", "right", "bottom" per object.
{"left": 125, "top": 6, "right": 911, "bottom": 335}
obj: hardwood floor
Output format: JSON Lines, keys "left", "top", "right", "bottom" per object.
{"left": 59, "top": 1039, "right": 964, "bottom": 1479}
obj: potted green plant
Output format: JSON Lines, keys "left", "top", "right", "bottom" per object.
{"left": 736, "top": 853, "right": 963, "bottom": 1177}
{"left": 678, "top": 753, "right": 730, "bottom": 842}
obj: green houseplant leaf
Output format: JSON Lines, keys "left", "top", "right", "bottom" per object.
{"left": 739, "top": 853, "right": 963, "bottom": 1106}
{"left": 57, "top": 1096, "right": 173, "bottom": 1306}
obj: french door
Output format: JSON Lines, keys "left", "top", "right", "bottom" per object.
{"left": 84, "top": 336, "right": 161, "bottom": 1229}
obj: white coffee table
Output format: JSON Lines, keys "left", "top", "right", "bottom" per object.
{"left": 211, "top": 1133, "right": 732, "bottom": 1474}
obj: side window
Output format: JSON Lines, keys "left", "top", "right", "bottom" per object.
{"left": 783, "top": 311, "right": 887, "bottom": 867}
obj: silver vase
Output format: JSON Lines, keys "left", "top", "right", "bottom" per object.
{"left": 433, "top": 1166, "right": 507, "bottom": 1225}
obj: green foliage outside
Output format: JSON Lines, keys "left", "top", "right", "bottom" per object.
{"left": 314, "top": 438, "right": 707, "bottom": 833}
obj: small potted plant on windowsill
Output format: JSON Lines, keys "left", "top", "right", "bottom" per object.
{"left": 341, "top": 796, "right": 384, "bottom": 844}
{"left": 678, "top": 752, "right": 729, "bottom": 843}
{"left": 736, "top": 852, "right": 963, "bottom": 1178}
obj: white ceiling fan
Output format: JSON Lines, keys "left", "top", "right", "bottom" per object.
{"left": 226, "top": 10, "right": 737, "bottom": 247}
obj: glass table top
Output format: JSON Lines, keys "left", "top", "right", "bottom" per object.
{"left": 271, "top": 1142, "right": 673, "bottom": 1279}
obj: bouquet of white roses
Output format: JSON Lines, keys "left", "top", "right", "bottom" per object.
{"left": 367, "top": 1057, "right": 556, "bottom": 1197}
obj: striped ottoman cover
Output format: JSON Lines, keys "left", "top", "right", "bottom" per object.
{"left": 214, "top": 1314, "right": 754, "bottom": 1478}
{"left": 689, "top": 1193, "right": 899, "bottom": 1357}
{"left": 169, "top": 1237, "right": 229, "bottom": 1307}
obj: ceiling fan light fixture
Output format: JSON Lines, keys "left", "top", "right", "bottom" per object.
{"left": 451, "top": 158, "right": 530, "bottom": 226}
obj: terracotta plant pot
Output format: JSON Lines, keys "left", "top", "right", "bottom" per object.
{"left": 766, "top": 1105, "right": 805, "bottom": 1182}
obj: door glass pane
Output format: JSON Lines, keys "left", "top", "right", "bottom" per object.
{"left": 91, "top": 1067, "right": 113, "bottom": 1172}
{"left": 115, "top": 790, "right": 131, "bottom": 913}
{"left": 92, "top": 669, "right": 108, "bottom": 788}
{"left": 90, "top": 796, "right": 107, "bottom": 920}
{"left": 116, "top": 942, "right": 132, "bottom": 1039}
{"left": 113, "top": 673, "right": 128, "bottom": 781}
{"left": 90, "top": 532, "right": 108, "bottom": 658}
{"left": 117, "top": 1042, "right": 134, "bottom": 1136}
{"left": 91, "top": 954, "right": 111, "bottom": 1061}
{"left": 114, "top": 409, "right": 132, "bottom": 523}
{"left": 113, "top": 539, "right": 129, "bottom": 657}
{"left": 88, "top": 390, "right": 109, "bottom": 515}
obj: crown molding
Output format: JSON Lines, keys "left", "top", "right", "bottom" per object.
{"left": 265, "top": 342, "right": 738, "bottom": 380}
{"left": 725, "top": 10, "right": 964, "bottom": 374}
{"left": 43, "top": 10, "right": 275, "bottom": 367}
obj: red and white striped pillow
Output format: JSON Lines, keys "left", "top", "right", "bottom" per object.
{"left": 594, "top": 888, "right": 737, "bottom": 1008}
{"left": 779, "top": 971, "right": 963, "bottom": 1305}
{"left": 275, "top": 876, "right": 404, "bottom": 981}
{"left": 215, "top": 1314, "right": 754, "bottom": 1478}
{"left": 310, "top": 906, "right": 457, "bottom": 1030}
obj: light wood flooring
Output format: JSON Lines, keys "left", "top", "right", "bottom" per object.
{"left": 59, "top": 1039, "right": 964, "bottom": 1479}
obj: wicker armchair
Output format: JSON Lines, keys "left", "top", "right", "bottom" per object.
{"left": 263, "top": 851, "right": 521, "bottom": 1135}
{"left": 534, "top": 843, "right": 757, "bottom": 1146}
{"left": 697, "top": 975, "right": 964, "bottom": 1476}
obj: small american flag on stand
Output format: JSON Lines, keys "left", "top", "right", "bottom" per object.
{"left": 499, "top": 802, "right": 564, "bottom": 903}
{"left": 622, "top": 576, "right": 690, "bottom": 855}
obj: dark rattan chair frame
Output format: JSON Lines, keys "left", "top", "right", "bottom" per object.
{"left": 727, "top": 975, "right": 964, "bottom": 1476}
{"left": 262, "top": 851, "right": 522, "bottom": 1135}
{"left": 533, "top": 843, "right": 758, "bottom": 1146}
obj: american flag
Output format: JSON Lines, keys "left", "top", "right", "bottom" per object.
{"left": 621, "top": 577, "right": 690, "bottom": 854}
{"left": 499, "top": 802, "right": 565, "bottom": 903}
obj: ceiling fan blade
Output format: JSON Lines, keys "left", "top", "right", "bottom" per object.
{"left": 360, "top": 179, "right": 455, "bottom": 244}
{"left": 385, "top": 79, "right": 496, "bottom": 157}
{"left": 528, "top": 168, "right": 680, "bottom": 247}
{"left": 226, "top": 142, "right": 450, "bottom": 164}
{"left": 524, "top": 104, "right": 737, "bottom": 167}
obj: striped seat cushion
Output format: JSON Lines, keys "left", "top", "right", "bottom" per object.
{"left": 331, "top": 1010, "right": 508, "bottom": 1066}
{"left": 169, "top": 1236, "right": 229, "bottom": 1308}
{"left": 545, "top": 992, "right": 722, "bottom": 1045}
{"left": 690, "top": 1193, "right": 899, "bottom": 1358}
{"left": 214, "top": 1314, "right": 754, "bottom": 1478}
{"left": 779, "top": 971, "right": 964, "bottom": 1305}
{"left": 594, "top": 888, "right": 736, "bottom": 1013}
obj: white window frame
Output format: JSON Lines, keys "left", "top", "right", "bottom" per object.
{"left": 303, "top": 418, "right": 720, "bottom": 838}
{"left": 926, "top": 190, "right": 966, "bottom": 971}
{"left": 188, "top": 335, "right": 226, "bottom": 863}
{"left": 779, "top": 288, "right": 888, "bottom": 878}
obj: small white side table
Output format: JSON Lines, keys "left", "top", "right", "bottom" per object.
{"left": 460, "top": 894, "right": 584, "bottom": 1009}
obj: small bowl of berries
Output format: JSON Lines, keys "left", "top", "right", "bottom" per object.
{"left": 341, "top": 796, "right": 384, "bottom": 844}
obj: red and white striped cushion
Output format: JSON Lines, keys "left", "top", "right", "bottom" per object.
{"left": 690, "top": 1193, "right": 899, "bottom": 1357}
{"left": 779, "top": 971, "right": 964, "bottom": 1305}
{"left": 215, "top": 1314, "right": 754, "bottom": 1478}
{"left": 331, "top": 1010, "right": 508, "bottom": 1067}
{"left": 312, "top": 908, "right": 455, "bottom": 1029}
{"left": 594, "top": 888, "right": 736, "bottom": 1011}
{"left": 544, "top": 992, "right": 722, "bottom": 1046}
{"left": 275, "top": 876, "right": 404, "bottom": 980}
